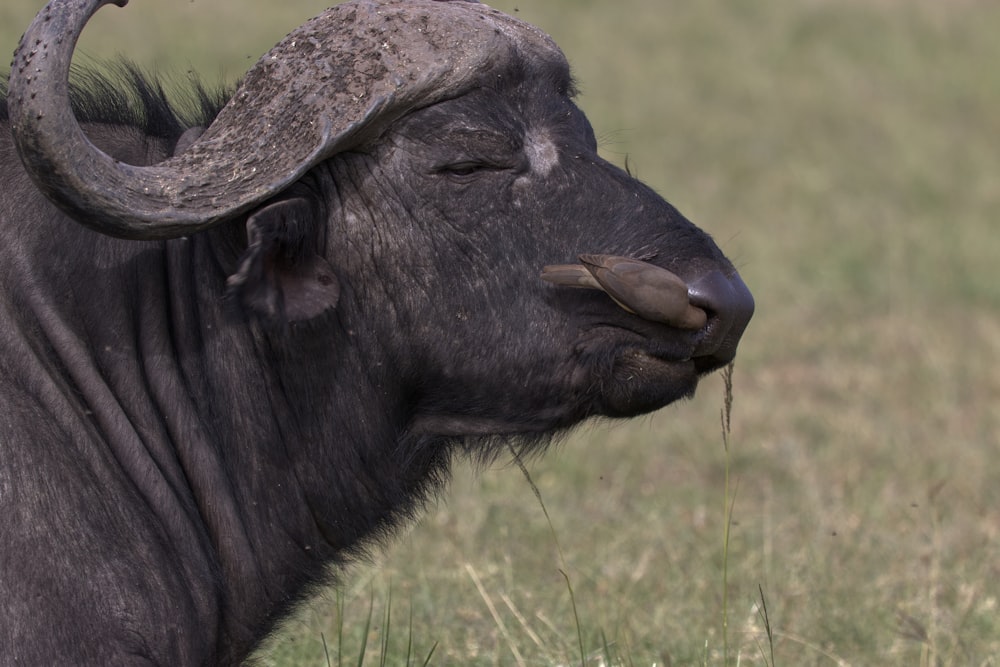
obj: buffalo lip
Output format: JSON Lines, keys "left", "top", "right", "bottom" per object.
{"left": 584, "top": 325, "right": 704, "bottom": 373}
{"left": 596, "top": 345, "right": 702, "bottom": 416}
{"left": 541, "top": 254, "right": 707, "bottom": 329}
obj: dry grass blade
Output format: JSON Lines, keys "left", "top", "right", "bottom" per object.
{"left": 500, "top": 592, "right": 545, "bottom": 650}
{"left": 465, "top": 563, "right": 527, "bottom": 667}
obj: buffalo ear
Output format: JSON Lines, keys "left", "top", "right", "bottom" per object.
{"left": 226, "top": 195, "right": 340, "bottom": 323}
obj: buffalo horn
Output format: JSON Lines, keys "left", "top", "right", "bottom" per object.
{"left": 7, "top": 0, "right": 561, "bottom": 240}
{"left": 542, "top": 255, "right": 708, "bottom": 330}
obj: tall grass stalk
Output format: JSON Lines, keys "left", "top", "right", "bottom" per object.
{"left": 335, "top": 591, "right": 344, "bottom": 666}
{"left": 321, "top": 633, "right": 332, "bottom": 667}
{"left": 510, "top": 445, "right": 587, "bottom": 667}
{"left": 355, "top": 588, "right": 374, "bottom": 667}
{"left": 720, "top": 362, "right": 737, "bottom": 664}
{"left": 378, "top": 583, "right": 391, "bottom": 667}
{"left": 404, "top": 603, "right": 413, "bottom": 667}
{"left": 755, "top": 585, "right": 775, "bottom": 667}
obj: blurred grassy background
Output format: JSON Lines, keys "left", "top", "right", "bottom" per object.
{"left": 4, "top": 0, "right": 999, "bottom": 664}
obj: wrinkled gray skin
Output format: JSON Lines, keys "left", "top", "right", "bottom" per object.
{"left": 0, "top": 0, "right": 752, "bottom": 664}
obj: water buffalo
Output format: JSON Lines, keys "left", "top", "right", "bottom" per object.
{"left": 0, "top": 0, "right": 753, "bottom": 663}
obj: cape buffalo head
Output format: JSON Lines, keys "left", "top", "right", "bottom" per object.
{"left": 8, "top": 0, "right": 752, "bottom": 442}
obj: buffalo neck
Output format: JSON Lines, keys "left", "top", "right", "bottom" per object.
{"left": 0, "top": 213, "right": 437, "bottom": 657}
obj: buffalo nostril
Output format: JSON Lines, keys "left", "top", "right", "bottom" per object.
{"left": 687, "top": 270, "right": 755, "bottom": 321}
{"left": 686, "top": 269, "right": 754, "bottom": 365}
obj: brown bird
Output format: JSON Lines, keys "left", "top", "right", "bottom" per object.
{"left": 541, "top": 254, "right": 707, "bottom": 329}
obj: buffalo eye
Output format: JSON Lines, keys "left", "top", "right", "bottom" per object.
{"left": 437, "top": 157, "right": 528, "bottom": 183}
{"left": 435, "top": 161, "right": 499, "bottom": 183}
{"left": 442, "top": 162, "right": 482, "bottom": 177}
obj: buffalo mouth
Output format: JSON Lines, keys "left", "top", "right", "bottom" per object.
{"left": 572, "top": 327, "right": 704, "bottom": 417}
{"left": 543, "top": 254, "right": 754, "bottom": 417}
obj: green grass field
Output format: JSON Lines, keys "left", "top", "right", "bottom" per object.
{"left": 3, "top": 0, "right": 999, "bottom": 664}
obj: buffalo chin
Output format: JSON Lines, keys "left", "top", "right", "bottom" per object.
{"left": 595, "top": 350, "right": 700, "bottom": 418}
